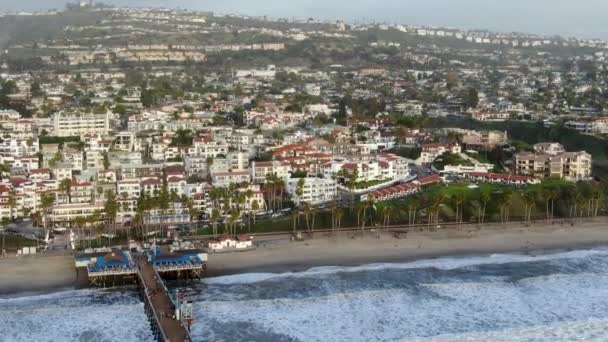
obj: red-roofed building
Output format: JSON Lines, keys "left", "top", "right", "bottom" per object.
{"left": 466, "top": 172, "right": 539, "bottom": 185}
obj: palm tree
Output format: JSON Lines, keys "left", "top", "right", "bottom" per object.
{"left": 329, "top": 200, "right": 338, "bottom": 232}
{"left": 59, "top": 178, "right": 72, "bottom": 204}
{"left": 376, "top": 202, "right": 387, "bottom": 230}
{"left": 40, "top": 193, "right": 55, "bottom": 229}
{"left": 499, "top": 189, "right": 513, "bottom": 223}
{"left": 335, "top": 208, "right": 344, "bottom": 232}
{"left": 479, "top": 184, "right": 492, "bottom": 224}
{"left": 74, "top": 216, "right": 88, "bottom": 249}
{"left": 210, "top": 209, "right": 221, "bottom": 237}
{"left": 104, "top": 190, "right": 118, "bottom": 237}
{"left": 303, "top": 203, "right": 312, "bottom": 233}
{"left": 228, "top": 209, "right": 240, "bottom": 236}
{"left": 429, "top": 193, "right": 446, "bottom": 227}
{"left": 251, "top": 200, "right": 260, "bottom": 227}
{"left": 356, "top": 201, "right": 366, "bottom": 231}
{"left": 522, "top": 189, "right": 536, "bottom": 225}
{"left": 7, "top": 189, "right": 17, "bottom": 222}
{"left": 451, "top": 190, "right": 466, "bottom": 226}
{"left": 406, "top": 197, "right": 418, "bottom": 228}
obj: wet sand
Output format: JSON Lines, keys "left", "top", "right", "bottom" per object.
{"left": 0, "top": 255, "right": 77, "bottom": 296}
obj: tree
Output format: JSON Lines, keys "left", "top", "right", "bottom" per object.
{"left": 102, "top": 152, "right": 111, "bottom": 171}
{"left": 251, "top": 200, "right": 260, "bottom": 225}
{"left": 451, "top": 189, "right": 467, "bottom": 226}
{"left": 465, "top": 88, "right": 479, "bottom": 109}
{"left": 104, "top": 190, "right": 118, "bottom": 237}
{"left": 59, "top": 179, "right": 72, "bottom": 203}
{"left": 40, "top": 193, "right": 55, "bottom": 229}
{"left": 479, "top": 184, "right": 493, "bottom": 224}
{"left": 406, "top": 197, "right": 418, "bottom": 228}
{"left": 7, "top": 189, "right": 17, "bottom": 221}
{"left": 522, "top": 189, "right": 537, "bottom": 225}
{"left": 0, "top": 163, "right": 10, "bottom": 182}
{"left": 446, "top": 71, "right": 458, "bottom": 90}
{"left": 295, "top": 178, "right": 305, "bottom": 205}
{"left": 335, "top": 208, "right": 344, "bottom": 232}
{"left": 210, "top": 209, "right": 221, "bottom": 237}
{"left": 499, "top": 189, "right": 513, "bottom": 223}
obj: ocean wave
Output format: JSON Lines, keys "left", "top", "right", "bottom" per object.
{"left": 195, "top": 251, "right": 608, "bottom": 342}
{"left": 404, "top": 318, "right": 608, "bottom": 342}
{"left": 204, "top": 248, "right": 608, "bottom": 285}
{"left": 0, "top": 288, "right": 154, "bottom": 342}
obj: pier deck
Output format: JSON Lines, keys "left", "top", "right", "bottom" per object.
{"left": 137, "top": 257, "right": 190, "bottom": 342}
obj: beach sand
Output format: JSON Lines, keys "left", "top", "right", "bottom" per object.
{"left": 207, "top": 218, "right": 608, "bottom": 277}
{"left": 3, "top": 219, "right": 608, "bottom": 294}
{"left": 0, "top": 255, "right": 77, "bottom": 295}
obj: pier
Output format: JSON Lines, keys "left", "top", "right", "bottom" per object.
{"left": 75, "top": 245, "right": 206, "bottom": 342}
{"left": 137, "top": 257, "right": 192, "bottom": 342}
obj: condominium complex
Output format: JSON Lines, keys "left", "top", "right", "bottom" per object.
{"left": 286, "top": 177, "right": 337, "bottom": 205}
{"left": 514, "top": 143, "right": 592, "bottom": 181}
{"left": 51, "top": 111, "right": 111, "bottom": 137}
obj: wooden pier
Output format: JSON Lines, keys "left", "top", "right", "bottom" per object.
{"left": 137, "top": 257, "right": 192, "bottom": 342}
{"left": 76, "top": 247, "right": 205, "bottom": 341}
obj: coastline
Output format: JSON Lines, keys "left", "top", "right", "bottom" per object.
{"left": 0, "top": 255, "right": 77, "bottom": 296}
{"left": 2, "top": 218, "right": 608, "bottom": 295}
{"left": 205, "top": 218, "right": 608, "bottom": 277}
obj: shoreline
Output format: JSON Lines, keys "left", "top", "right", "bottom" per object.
{"left": 2, "top": 218, "right": 608, "bottom": 295}
{"left": 205, "top": 218, "right": 608, "bottom": 277}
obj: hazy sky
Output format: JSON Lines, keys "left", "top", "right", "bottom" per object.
{"left": 2, "top": 0, "right": 608, "bottom": 40}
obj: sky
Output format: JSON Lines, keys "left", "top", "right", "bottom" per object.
{"left": 2, "top": 0, "right": 608, "bottom": 40}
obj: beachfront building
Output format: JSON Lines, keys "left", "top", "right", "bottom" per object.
{"left": 50, "top": 203, "right": 106, "bottom": 227}
{"left": 285, "top": 177, "right": 337, "bottom": 205}
{"left": 514, "top": 148, "right": 592, "bottom": 182}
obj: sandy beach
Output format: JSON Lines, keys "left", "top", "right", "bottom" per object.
{"left": 206, "top": 218, "right": 608, "bottom": 276}
{"left": 3, "top": 218, "right": 608, "bottom": 295}
{"left": 0, "top": 255, "right": 77, "bottom": 295}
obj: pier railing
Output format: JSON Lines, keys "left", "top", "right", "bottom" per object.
{"left": 137, "top": 267, "right": 171, "bottom": 342}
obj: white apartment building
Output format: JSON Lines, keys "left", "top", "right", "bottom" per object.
{"left": 192, "top": 137, "right": 229, "bottom": 159}
{"left": 50, "top": 203, "right": 105, "bottom": 227}
{"left": 251, "top": 161, "right": 292, "bottom": 183}
{"left": 51, "top": 111, "right": 111, "bottom": 137}
{"left": 514, "top": 150, "right": 592, "bottom": 181}
{"left": 419, "top": 143, "right": 462, "bottom": 164}
{"left": 286, "top": 177, "right": 337, "bottom": 205}
{"left": 211, "top": 171, "right": 251, "bottom": 187}
{"left": 533, "top": 142, "right": 565, "bottom": 156}
{"left": 117, "top": 180, "right": 142, "bottom": 199}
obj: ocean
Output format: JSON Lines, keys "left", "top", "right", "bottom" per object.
{"left": 2, "top": 248, "right": 608, "bottom": 341}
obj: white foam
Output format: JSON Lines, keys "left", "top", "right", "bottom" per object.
{"left": 204, "top": 248, "right": 608, "bottom": 285}
{"left": 404, "top": 319, "right": 608, "bottom": 342}
{"left": 0, "top": 289, "right": 154, "bottom": 342}
{"left": 194, "top": 250, "right": 608, "bottom": 342}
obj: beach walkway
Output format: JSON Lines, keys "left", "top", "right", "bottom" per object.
{"left": 137, "top": 257, "right": 190, "bottom": 342}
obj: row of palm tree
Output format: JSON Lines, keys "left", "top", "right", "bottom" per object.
{"left": 289, "top": 179, "right": 608, "bottom": 236}
{"left": 208, "top": 184, "right": 259, "bottom": 236}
